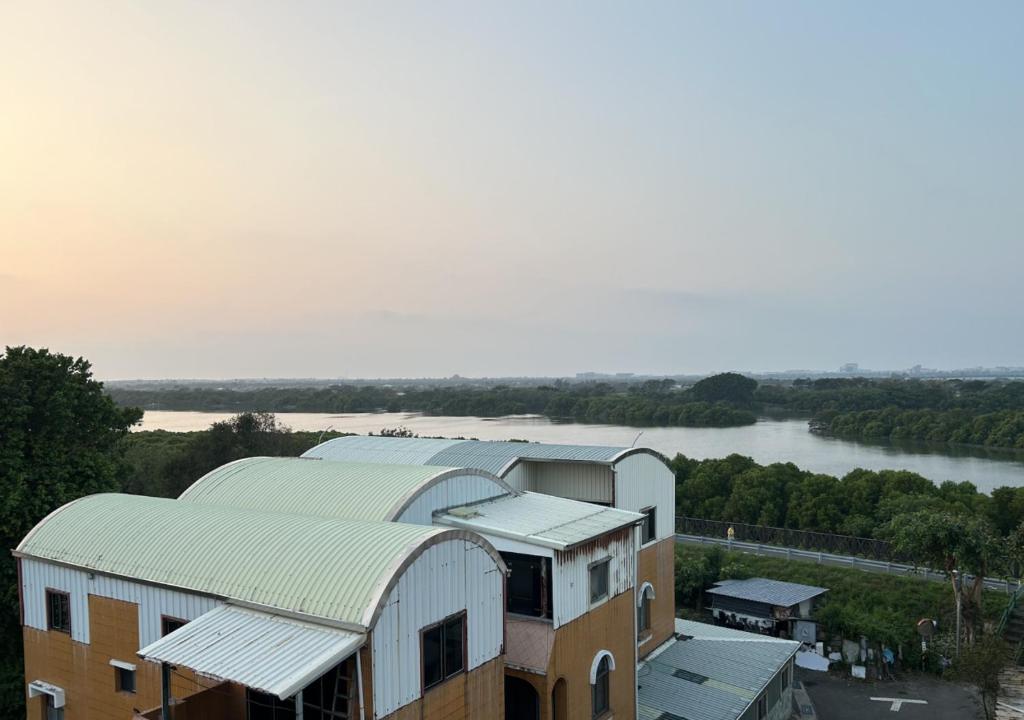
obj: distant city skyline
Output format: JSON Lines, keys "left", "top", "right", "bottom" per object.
{"left": 3, "top": 2, "right": 1022, "bottom": 379}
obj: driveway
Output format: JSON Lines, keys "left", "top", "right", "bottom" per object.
{"left": 795, "top": 667, "right": 983, "bottom": 720}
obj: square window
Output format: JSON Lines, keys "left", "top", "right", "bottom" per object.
{"left": 641, "top": 507, "right": 657, "bottom": 544}
{"left": 46, "top": 590, "right": 70, "bottom": 634}
{"left": 589, "top": 559, "right": 610, "bottom": 605}
{"left": 422, "top": 612, "right": 466, "bottom": 691}
{"left": 116, "top": 666, "right": 136, "bottom": 694}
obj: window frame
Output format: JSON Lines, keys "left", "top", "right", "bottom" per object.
{"left": 780, "top": 663, "right": 789, "bottom": 691}
{"left": 640, "top": 506, "right": 657, "bottom": 545}
{"left": 756, "top": 693, "right": 767, "bottom": 720}
{"left": 588, "top": 558, "right": 611, "bottom": 606}
{"left": 420, "top": 611, "right": 467, "bottom": 693}
{"left": 114, "top": 665, "right": 137, "bottom": 694}
{"left": 161, "top": 615, "right": 188, "bottom": 637}
{"left": 45, "top": 589, "right": 71, "bottom": 635}
{"left": 591, "top": 655, "right": 611, "bottom": 719}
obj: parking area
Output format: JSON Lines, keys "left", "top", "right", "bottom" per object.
{"left": 795, "top": 667, "right": 983, "bottom": 720}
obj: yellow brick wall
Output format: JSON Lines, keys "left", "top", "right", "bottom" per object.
{"left": 382, "top": 656, "right": 505, "bottom": 720}
{"left": 637, "top": 537, "right": 676, "bottom": 658}
{"left": 23, "top": 594, "right": 226, "bottom": 720}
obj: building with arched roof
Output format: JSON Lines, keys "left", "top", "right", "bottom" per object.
{"left": 16, "top": 494, "right": 506, "bottom": 720}
{"left": 177, "top": 456, "right": 644, "bottom": 720}
{"left": 302, "top": 436, "right": 677, "bottom": 658}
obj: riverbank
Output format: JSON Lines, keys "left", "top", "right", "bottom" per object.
{"left": 133, "top": 410, "right": 1024, "bottom": 491}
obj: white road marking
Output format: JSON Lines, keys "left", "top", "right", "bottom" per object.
{"left": 870, "top": 697, "right": 929, "bottom": 712}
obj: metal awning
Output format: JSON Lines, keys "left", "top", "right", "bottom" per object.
{"left": 138, "top": 604, "right": 364, "bottom": 700}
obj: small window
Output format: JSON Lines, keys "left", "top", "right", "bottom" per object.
{"left": 589, "top": 559, "right": 610, "bottom": 605}
{"left": 637, "top": 592, "right": 652, "bottom": 636}
{"left": 592, "top": 655, "right": 610, "bottom": 718}
{"left": 641, "top": 507, "right": 657, "bottom": 544}
{"left": 780, "top": 664, "right": 789, "bottom": 690}
{"left": 115, "top": 666, "right": 136, "bottom": 694}
{"left": 756, "top": 694, "right": 767, "bottom": 720}
{"left": 46, "top": 590, "right": 71, "bottom": 634}
{"left": 44, "top": 695, "right": 64, "bottom": 720}
{"left": 161, "top": 616, "right": 187, "bottom": 636}
{"left": 422, "top": 613, "right": 466, "bottom": 691}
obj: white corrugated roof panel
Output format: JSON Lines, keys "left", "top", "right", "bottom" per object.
{"left": 435, "top": 491, "right": 642, "bottom": 550}
{"left": 303, "top": 436, "right": 669, "bottom": 477}
{"left": 707, "top": 578, "right": 828, "bottom": 607}
{"left": 138, "top": 604, "right": 364, "bottom": 699}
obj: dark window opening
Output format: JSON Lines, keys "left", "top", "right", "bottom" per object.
{"left": 161, "top": 616, "right": 187, "bottom": 637}
{"left": 115, "top": 666, "right": 136, "bottom": 694}
{"left": 591, "top": 656, "right": 610, "bottom": 718}
{"left": 44, "top": 695, "right": 64, "bottom": 720}
{"left": 422, "top": 613, "right": 466, "bottom": 691}
{"left": 589, "top": 559, "right": 610, "bottom": 604}
{"left": 246, "top": 689, "right": 295, "bottom": 720}
{"left": 641, "top": 507, "right": 657, "bottom": 544}
{"left": 46, "top": 590, "right": 70, "bottom": 634}
{"left": 302, "top": 659, "right": 353, "bottom": 719}
{"left": 504, "top": 552, "right": 553, "bottom": 619}
{"left": 637, "top": 593, "right": 652, "bottom": 636}
{"left": 756, "top": 694, "right": 767, "bottom": 720}
{"left": 781, "top": 664, "right": 789, "bottom": 690}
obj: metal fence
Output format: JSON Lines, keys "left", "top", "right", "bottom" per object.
{"left": 675, "top": 515, "right": 901, "bottom": 561}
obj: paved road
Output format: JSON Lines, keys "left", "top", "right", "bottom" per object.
{"left": 676, "top": 534, "right": 1021, "bottom": 594}
{"left": 796, "top": 667, "right": 983, "bottom": 720}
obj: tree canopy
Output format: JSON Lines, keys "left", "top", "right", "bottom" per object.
{"left": 0, "top": 347, "right": 142, "bottom": 716}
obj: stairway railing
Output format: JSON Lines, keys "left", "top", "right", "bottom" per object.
{"left": 998, "top": 584, "right": 1024, "bottom": 637}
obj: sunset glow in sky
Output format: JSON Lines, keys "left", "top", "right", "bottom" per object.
{"left": 2, "top": 2, "right": 1022, "bottom": 378}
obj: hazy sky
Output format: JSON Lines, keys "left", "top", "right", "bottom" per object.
{"left": 2, "top": 2, "right": 1022, "bottom": 379}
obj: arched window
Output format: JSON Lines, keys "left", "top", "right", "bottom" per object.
{"left": 637, "top": 582, "right": 656, "bottom": 638}
{"left": 590, "top": 651, "right": 615, "bottom": 718}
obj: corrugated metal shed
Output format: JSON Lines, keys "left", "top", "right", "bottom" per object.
{"left": 302, "top": 436, "right": 659, "bottom": 477}
{"left": 707, "top": 578, "right": 828, "bottom": 608}
{"left": 179, "top": 456, "right": 512, "bottom": 521}
{"left": 435, "top": 492, "right": 643, "bottom": 550}
{"left": 138, "top": 604, "right": 364, "bottom": 699}
{"left": 637, "top": 619, "right": 798, "bottom": 720}
{"left": 16, "top": 494, "right": 497, "bottom": 629}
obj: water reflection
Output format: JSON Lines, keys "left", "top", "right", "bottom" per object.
{"left": 136, "top": 411, "right": 1024, "bottom": 492}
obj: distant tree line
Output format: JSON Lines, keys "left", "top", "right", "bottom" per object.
{"left": 107, "top": 373, "right": 760, "bottom": 428}
{"left": 757, "top": 378, "right": 1024, "bottom": 450}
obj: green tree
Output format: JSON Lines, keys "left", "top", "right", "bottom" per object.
{"left": 887, "top": 511, "right": 1000, "bottom": 645}
{"left": 688, "top": 372, "right": 758, "bottom": 405}
{"left": 0, "top": 347, "right": 142, "bottom": 716}
{"left": 947, "top": 635, "right": 1009, "bottom": 720}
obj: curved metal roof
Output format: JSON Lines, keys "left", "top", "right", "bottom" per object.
{"left": 302, "top": 436, "right": 669, "bottom": 476}
{"left": 16, "top": 494, "right": 500, "bottom": 629}
{"left": 179, "top": 456, "right": 512, "bottom": 521}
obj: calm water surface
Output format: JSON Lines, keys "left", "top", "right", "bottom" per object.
{"left": 136, "top": 411, "right": 1024, "bottom": 492}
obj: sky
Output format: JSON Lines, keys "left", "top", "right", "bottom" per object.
{"left": 2, "top": 2, "right": 1022, "bottom": 379}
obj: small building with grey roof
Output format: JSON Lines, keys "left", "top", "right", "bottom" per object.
{"left": 707, "top": 578, "right": 828, "bottom": 642}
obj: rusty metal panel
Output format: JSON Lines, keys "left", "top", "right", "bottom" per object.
{"left": 552, "top": 527, "right": 636, "bottom": 629}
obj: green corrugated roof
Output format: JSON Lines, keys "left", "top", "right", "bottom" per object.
{"left": 16, "top": 494, "right": 471, "bottom": 629}
{"left": 178, "top": 457, "right": 511, "bottom": 520}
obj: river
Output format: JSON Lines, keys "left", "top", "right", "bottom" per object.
{"left": 136, "top": 411, "right": 1024, "bottom": 492}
